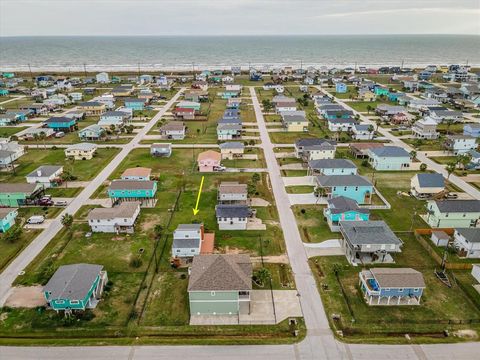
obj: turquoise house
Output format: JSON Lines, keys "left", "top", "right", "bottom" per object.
{"left": 43, "top": 264, "right": 108, "bottom": 312}
{"left": 124, "top": 98, "right": 145, "bottom": 111}
{"left": 335, "top": 82, "right": 347, "bottom": 93}
{"left": 0, "top": 208, "right": 18, "bottom": 232}
{"left": 0, "top": 89, "right": 9, "bottom": 96}
{"left": 316, "top": 175, "right": 374, "bottom": 204}
{"left": 374, "top": 86, "right": 390, "bottom": 96}
{"left": 44, "top": 116, "right": 77, "bottom": 132}
{"left": 388, "top": 92, "right": 404, "bottom": 102}
{"left": 368, "top": 146, "right": 411, "bottom": 171}
{"left": 108, "top": 179, "right": 157, "bottom": 207}
{"left": 221, "top": 91, "right": 240, "bottom": 99}
{"left": 324, "top": 196, "right": 369, "bottom": 231}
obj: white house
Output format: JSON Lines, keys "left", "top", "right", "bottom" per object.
{"left": 26, "top": 165, "right": 63, "bottom": 188}
{"left": 171, "top": 223, "right": 203, "bottom": 258}
{"left": 410, "top": 173, "right": 445, "bottom": 198}
{"left": 453, "top": 228, "right": 480, "bottom": 258}
{"left": 352, "top": 124, "right": 374, "bottom": 140}
{"left": 96, "top": 72, "right": 110, "bottom": 84}
{"left": 99, "top": 111, "right": 129, "bottom": 128}
{"left": 445, "top": 135, "right": 477, "bottom": 155}
{"left": 87, "top": 201, "right": 140, "bottom": 234}
{"left": 215, "top": 204, "right": 250, "bottom": 230}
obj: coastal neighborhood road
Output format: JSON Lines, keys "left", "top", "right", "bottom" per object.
{"left": 0, "top": 89, "right": 185, "bottom": 307}
{"left": 316, "top": 86, "right": 480, "bottom": 201}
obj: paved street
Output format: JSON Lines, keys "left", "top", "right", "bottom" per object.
{"left": 0, "top": 89, "right": 185, "bottom": 307}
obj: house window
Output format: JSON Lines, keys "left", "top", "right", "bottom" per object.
{"left": 56, "top": 300, "right": 65, "bottom": 304}
{"left": 176, "top": 249, "right": 180, "bottom": 253}
{"left": 70, "top": 300, "right": 79, "bottom": 304}
{"left": 385, "top": 288, "right": 390, "bottom": 291}
{"left": 398, "top": 288, "right": 403, "bottom": 292}
{"left": 211, "top": 291, "right": 216, "bottom": 296}
{"left": 414, "top": 288, "right": 419, "bottom": 292}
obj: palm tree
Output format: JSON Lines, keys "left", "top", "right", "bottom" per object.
{"left": 61, "top": 213, "right": 74, "bottom": 229}
{"left": 410, "top": 150, "right": 417, "bottom": 160}
{"left": 366, "top": 105, "right": 372, "bottom": 114}
{"left": 255, "top": 267, "right": 271, "bottom": 287}
{"left": 456, "top": 153, "right": 472, "bottom": 170}
{"left": 38, "top": 131, "right": 47, "bottom": 149}
{"left": 446, "top": 162, "right": 456, "bottom": 179}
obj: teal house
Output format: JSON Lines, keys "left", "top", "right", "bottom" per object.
{"left": 368, "top": 146, "right": 411, "bottom": 171}
{"left": 374, "top": 86, "right": 390, "bottom": 96}
{"left": 316, "top": 175, "right": 374, "bottom": 204}
{"left": 388, "top": 92, "right": 404, "bottom": 102}
{"left": 0, "top": 208, "right": 18, "bottom": 232}
{"left": 0, "top": 89, "right": 9, "bottom": 96}
{"left": 108, "top": 179, "right": 157, "bottom": 207}
{"left": 43, "top": 264, "right": 108, "bottom": 312}
{"left": 0, "top": 183, "right": 44, "bottom": 207}
{"left": 79, "top": 124, "right": 105, "bottom": 141}
{"left": 220, "top": 90, "right": 240, "bottom": 99}
{"left": 44, "top": 116, "right": 77, "bottom": 132}
{"left": 177, "top": 101, "right": 201, "bottom": 111}
{"left": 188, "top": 254, "right": 252, "bottom": 317}
{"left": 124, "top": 98, "right": 145, "bottom": 111}
{"left": 324, "top": 196, "right": 369, "bottom": 231}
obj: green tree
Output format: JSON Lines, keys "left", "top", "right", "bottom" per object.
{"left": 61, "top": 213, "right": 74, "bottom": 229}
{"left": 409, "top": 150, "right": 417, "bottom": 160}
{"left": 251, "top": 173, "right": 260, "bottom": 183}
{"left": 255, "top": 267, "right": 271, "bottom": 287}
{"left": 261, "top": 99, "right": 273, "bottom": 112}
{"left": 3, "top": 225, "right": 22, "bottom": 243}
{"left": 446, "top": 162, "right": 456, "bottom": 179}
{"left": 366, "top": 105, "right": 372, "bottom": 114}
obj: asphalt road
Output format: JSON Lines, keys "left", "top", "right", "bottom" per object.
{"left": 0, "top": 89, "right": 184, "bottom": 307}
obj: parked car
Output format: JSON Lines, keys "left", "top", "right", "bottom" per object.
{"left": 37, "top": 196, "right": 54, "bottom": 206}
{"left": 55, "top": 131, "right": 65, "bottom": 138}
{"left": 54, "top": 200, "right": 68, "bottom": 206}
{"left": 445, "top": 193, "right": 458, "bottom": 199}
{"left": 27, "top": 215, "right": 45, "bottom": 224}
{"left": 213, "top": 166, "right": 226, "bottom": 172}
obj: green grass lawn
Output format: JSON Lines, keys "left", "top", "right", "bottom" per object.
{"left": 45, "top": 187, "right": 83, "bottom": 198}
{"left": 292, "top": 205, "right": 341, "bottom": 243}
{"left": 0, "top": 228, "right": 42, "bottom": 273}
{"left": 285, "top": 186, "right": 314, "bottom": 194}
{"left": 0, "top": 148, "right": 119, "bottom": 183}
{"left": 0, "top": 126, "right": 28, "bottom": 137}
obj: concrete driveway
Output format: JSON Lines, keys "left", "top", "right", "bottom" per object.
{"left": 282, "top": 176, "right": 315, "bottom": 186}
{"left": 288, "top": 193, "right": 325, "bottom": 205}
{"left": 304, "top": 240, "right": 344, "bottom": 258}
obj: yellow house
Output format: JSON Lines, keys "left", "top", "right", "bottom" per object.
{"left": 219, "top": 141, "right": 245, "bottom": 160}
{"left": 65, "top": 143, "right": 98, "bottom": 160}
{"left": 358, "top": 90, "right": 376, "bottom": 102}
{"left": 282, "top": 114, "right": 309, "bottom": 132}
{"left": 78, "top": 101, "right": 106, "bottom": 116}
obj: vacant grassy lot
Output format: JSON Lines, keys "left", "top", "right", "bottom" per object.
{"left": 292, "top": 205, "right": 341, "bottom": 243}
{"left": 0, "top": 148, "right": 119, "bottom": 183}
{"left": 0, "top": 126, "right": 28, "bottom": 137}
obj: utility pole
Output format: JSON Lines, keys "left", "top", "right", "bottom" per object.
{"left": 28, "top": 63, "right": 33, "bottom": 82}
{"left": 401, "top": 59, "right": 404, "bottom": 70}
{"left": 137, "top": 62, "right": 141, "bottom": 77}
{"left": 83, "top": 63, "right": 87, "bottom": 78}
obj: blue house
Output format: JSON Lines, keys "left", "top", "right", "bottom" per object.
{"left": 324, "top": 109, "right": 354, "bottom": 120}
{"left": 464, "top": 123, "right": 480, "bottom": 138}
{"left": 388, "top": 92, "right": 404, "bottom": 102}
{"left": 223, "top": 109, "right": 240, "bottom": 120}
{"left": 124, "top": 98, "right": 145, "bottom": 111}
{"left": 323, "top": 196, "right": 369, "bottom": 231}
{"left": 307, "top": 159, "right": 357, "bottom": 176}
{"left": 315, "top": 174, "right": 374, "bottom": 204}
{"left": 335, "top": 82, "right": 347, "bottom": 93}
{"left": 359, "top": 268, "right": 425, "bottom": 305}
{"left": 0, "top": 208, "right": 18, "bottom": 232}
{"left": 220, "top": 90, "right": 240, "bottom": 99}
{"left": 368, "top": 146, "right": 411, "bottom": 171}
{"left": 43, "top": 264, "right": 108, "bottom": 312}
{"left": 44, "top": 116, "right": 77, "bottom": 132}
{"left": 108, "top": 179, "right": 157, "bottom": 207}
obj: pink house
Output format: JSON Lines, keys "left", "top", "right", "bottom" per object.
{"left": 197, "top": 150, "right": 221, "bottom": 172}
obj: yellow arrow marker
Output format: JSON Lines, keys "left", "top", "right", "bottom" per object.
{"left": 192, "top": 176, "right": 205, "bottom": 216}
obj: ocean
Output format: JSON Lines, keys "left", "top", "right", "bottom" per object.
{"left": 0, "top": 35, "right": 479, "bottom": 72}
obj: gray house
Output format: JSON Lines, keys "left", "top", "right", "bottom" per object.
{"left": 150, "top": 143, "right": 172, "bottom": 157}
{"left": 216, "top": 204, "right": 251, "bottom": 230}
{"left": 172, "top": 224, "right": 203, "bottom": 258}
{"left": 340, "top": 221, "right": 403, "bottom": 264}
{"left": 218, "top": 182, "right": 248, "bottom": 204}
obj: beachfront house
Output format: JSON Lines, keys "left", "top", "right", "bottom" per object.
{"left": 107, "top": 180, "right": 157, "bottom": 207}
{"left": 197, "top": 150, "right": 222, "bottom": 172}
{"left": 410, "top": 173, "right": 445, "bottom": 198}
{"left": 323, "top": 196, "right": 370, "bottom": 232}
{"left": 65, "top": 143, "right": 97, "bottom": 160}
{"left": 367, "top": 146, "right": 411, "bottom": 171}
{"left": 87, "top": 201, "right": 141, "bottom": 234}
{"left": 215, "top": 204, "right": 251, "bottom": 230}
{"left": 444, "top": 135, "right": 477, "bottom": 155}
{"left": 96, "top": 72, "right": 110, "bottom": 83}
{"left": 26, "top": 165, "right": 63, "bottom": 188}
{"left": 43, "top": 264, "right": 108, "bottom": 312}
{"left": 188, "top": 254, "right": 252, "bottom": 317}
{"left": 340, "top": 221, "right": 403, "bottom": 264}
{"left": 426, "top": 200, "right": 480, "bottom": 228}
{"left": 452, "top": 228, "right": 480, "bottom": 258}
{"left": 0, "top": 208, "right": 18, "bottom": 233}
{"left": 294, "top": 138, "right": 336, "bottom": 161}
{"left": 159, "top": 121, "right": 186, "bottom": 140}
{"left": 315, "top": 175, "right": 373, "bottom": 204}
{"left": 150, "top": 143, "right": 172, "bottom": 157}
{"left": 359, "top": 268, "right": 425, "bottom": 306}
{"left": 78, "top": 124, "right": 105, "bottom": 141}
{"left": 307, "top": 159, "right": 357, "bottom": 176}
{"left": 219, "top": 141, "right": 245, "bottom": 160}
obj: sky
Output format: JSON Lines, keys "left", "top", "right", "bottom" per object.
{"left": 0, "top": 0, "right": 479, "bottom": 36}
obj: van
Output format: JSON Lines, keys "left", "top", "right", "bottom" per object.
{"left": 27, "top": 215, "right": 45, "bottom": 224}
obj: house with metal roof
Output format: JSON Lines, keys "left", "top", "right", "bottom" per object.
{"left": 107, "top": 180, "right": 157, "bottom": 207}
{"left": 339, "top": 221, "right": 403, "bottom": 264}
{"left": 26, "top": 165, "right": 63, "bottom": 188}
{"left": 294, "top": 138, "right": 336, "bottom": 161}
{"left": 359, "top": 268, "right": 425, "bottom": 306}
{"left": 44, "top": 116, "right": 77, "bottom": 132}
{"left": 307, "top": 159, "right": 357, "bottom": 176}
{"left": 453, "top": 228, "right": 480, "bottom": 258}
{"left": 367, "top": 146, "right": 411, "bottom": 171}
{"left": 412, "top": 117, "right": 439, "bottom": 139}
{"left": 323, "top": 196, "right": 369, "bottom": 231}
{"left": 218, "top": 182, "right": 248, "bottom": 204}
{"left": 219, "top": 141, "right": 245, "bottom": 160}
{"left": 121, "top": 167, "right": 151, "bottom": 181}
{"left": 87, "top": 201, "right": 141, "bottom": 234}
{"left": 159, "top": 121, "right": 186, "bottom": 140}
{"left": 43, "top": 264, "right": 108, "bottom": 312}
{"left": 217, "top": 123, "right": 242, "bottom": 140}
{"left": 464, "top": 123, "right": 480, "bottom": 138}
{"left": 150, "top": 143, "right": 172, "bottom": 157}
{"left": 352, "top": 124, "right": 374, "bottom": 140}
{"left": 124, "top": 98, "right": 145, "bottom": 111}
{"left": 99, "top": 111, "right": 130, "bottom": 128}
{"left": 327, "top": 117, "right": 358, "bottom": 132}
{"left": 426, "top": 200, "right": 480, "bottom": 228}
{"left": 315, "top": 175, "right": 373, "bottom": 204}
{"left": 410, "top": 173, "right": 445, "bottom": 198}
{"left": 188, "top": 254, "right": 252, "bottom": 316}
{"left": 215, "top": 204, "right": 251, "bottom": 230}
{"left": 64, "top": 143, "right": 97, "bottom": 160}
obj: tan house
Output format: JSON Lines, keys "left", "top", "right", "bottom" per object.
{"left": 219, "top": 141, "right": 245, "bottom": 160}
{"left": 197, "top": 150, "right": 222, "bottom": 172}
{"left": 64, "top": 143, "right": 98, "bottom": 160}
{"left": 357, "top": 89, "right": 376, "bottom": 101}
{"left": 78, "top": 101, "right": 106, "bottom": 116}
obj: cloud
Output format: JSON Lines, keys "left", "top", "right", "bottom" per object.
{"left": 317, "top": 7, "right": 480, "bottom": 18}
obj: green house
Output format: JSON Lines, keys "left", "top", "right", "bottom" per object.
{"left": 188, "top": 254, "right": 252, "bottom": 317}
{"left": 43, "top": 264, "right": 108, "bottom": 312}
{"left": 426, "top": 200, "right": 480, "bottom": 228}
{"left": 0, "top": 183, "right": 44, "bottom": 207}
{"left": 374, "top": 86, "right": 390, "bottom": 96}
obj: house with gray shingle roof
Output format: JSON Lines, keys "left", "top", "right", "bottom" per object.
{"left": 453, "top": 228, "right": 480, "bottom": 258}
{"left": 43, "top": 263, "right": 108, "bottom": 312}
{"left": 324, "top": 196, "right": 369, "bottom": 231}
{"left": 215, "top": 204, "right": 251, "bottom": 230}
{"left": 218, "top": 182, "right": 248, "bottom": 204}
{"left": 410, "top": 173, "right": 445, "bottom": 198}
{"left": 307, "top": 159, "right": 357, "bottom": 176}
{"left": 188, "top": 254, "right": 252, "bottom": 316}
{"left": 367, "top": 146, "right": 411, "bottom": 171}
{"left": 359, "top": 268, "right": 425, "bottom": 305}
{"left": 294, "top": 138, "right": 336, "bottom": 161}
{"left": 219, "top": 141, "right": 245, "bottom": 160}
{"left": 87, "top": 201, "right": 140, "bottom": 233}
{"left": 426, "top": 200, "right": 480, "bottom": 228}
{"left": 339, "top": 221, "right": 403, "bottom": 264}
{"left": 315, "top": 175, "right": 373, "bottom": 204}
{"left": 25, "top": 165, "right": 63, "bottom": 188}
